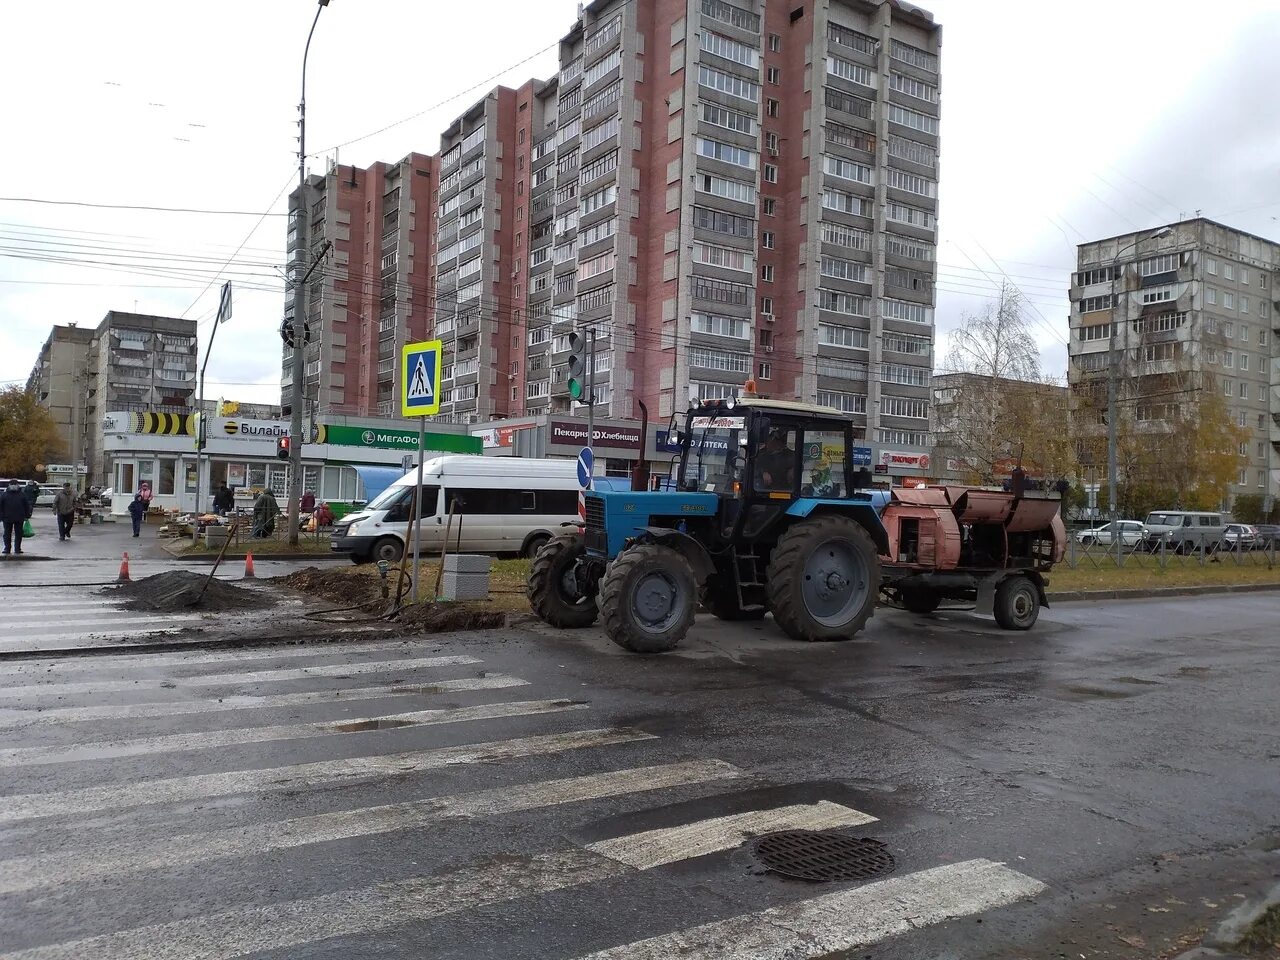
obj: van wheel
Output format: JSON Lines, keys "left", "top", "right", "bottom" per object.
{"left": 371, "top": 537, "right": 403, "bottom": 563}
{"left": 523, "top": 533, "right": 551, "bottom": 559}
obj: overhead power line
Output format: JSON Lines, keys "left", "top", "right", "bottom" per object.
{"left": 0, "top": 197, "right": 291, "bottom": 217}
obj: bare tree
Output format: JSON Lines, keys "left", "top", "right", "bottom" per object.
{"left": 944, "top": 281, "right": 1041, "bottom": 383}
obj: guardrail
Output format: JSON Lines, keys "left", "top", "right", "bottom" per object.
{"left": 1064, "top": 533, "right": 1277, "bottom": 570}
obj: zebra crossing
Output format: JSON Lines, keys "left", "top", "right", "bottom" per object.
{"left": 0, "top": 640, "right": 1046, "bottom": 959}
{"left": 0, "top": 586, "right": 211, "bottom": 654}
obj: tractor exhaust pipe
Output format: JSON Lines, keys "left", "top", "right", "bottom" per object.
{"left": 632, "top": 400, "right": 651, "bottom": 492}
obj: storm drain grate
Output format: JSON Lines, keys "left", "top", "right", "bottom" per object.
{"left": 752, "top": 830, "right": 895, "bottom": 883}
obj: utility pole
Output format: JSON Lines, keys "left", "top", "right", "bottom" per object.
{"left": 586, "top": 326, "right": 596, "bottom": 454}
{"left": 288, "top": 0, "right": 331, "bottom": 547}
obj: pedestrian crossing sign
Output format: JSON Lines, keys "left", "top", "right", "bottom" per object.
{"left": 401, "top": 339, "right": 442, "bottom": 417}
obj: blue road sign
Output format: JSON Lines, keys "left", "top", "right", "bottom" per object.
{"left": 401, "top": 339, "right": 442, "bottom": 417}
{"left": 576, "top": 446, "right": 594, "bottom": 489}
{"left": 852, "top": 446, "right": 873, "bottom": 467}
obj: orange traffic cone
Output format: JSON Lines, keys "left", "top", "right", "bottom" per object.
{"left": 117, "top": 552, "right": 131, "bottom": 582}
{"left": 243, "top": 552, "right": 255, "bottom": 578}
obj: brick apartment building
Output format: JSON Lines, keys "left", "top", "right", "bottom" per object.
{"left": 287, "top": 0, "right": 942, "bottom": 459}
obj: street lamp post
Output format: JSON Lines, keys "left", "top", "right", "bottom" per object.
{"left": 288, "top": 0, "right": 331, "bottom": 546}
{"left": 1106, "top": 225, "right": 1173, "bottom": 522}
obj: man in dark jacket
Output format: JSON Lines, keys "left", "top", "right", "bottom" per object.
{"left": 2, "top": 480, "right": 33, "bottom": 555}
{"left": 213, "top": 484, "right": 235, "bottom": 515}
{"left": 23, "top": 480, "right": 40, "bottom": 513}
{"left": 127, "top": 493, "right": 147, "bottom": 538}
{"left": 53, "top": 483, "right": 77, "bottom": 541}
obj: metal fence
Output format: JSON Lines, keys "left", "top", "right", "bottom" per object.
{"left": 1063, "top": 533, "right": 1278, "bottom": 570}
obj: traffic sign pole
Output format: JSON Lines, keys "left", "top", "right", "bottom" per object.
{"left": 412, "top": 416, "right": 424, "bottom": 603}
{"left": 400, "top": 338, "right": 442, "bottom": 603}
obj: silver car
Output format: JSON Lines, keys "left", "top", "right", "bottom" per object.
{"left": 1075, "top": 520, "right": 1147, "bottom": 547}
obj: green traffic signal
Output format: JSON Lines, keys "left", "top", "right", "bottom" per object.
{"left": 567, "top": 330, "right": 588, "bottom": 402}
{"left": 568, "top": 378, "right": 584, "bottom": 400}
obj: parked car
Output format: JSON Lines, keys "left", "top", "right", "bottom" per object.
{"left": 1075, "top": 520, "right": 1147, "bottom": 547}
{"left": 1252, "top": 524, "right": 1280, "bottom": 549}
{"left": 36, "top": 484, "right": 61, "bottom": 507}
{"left": 1142, "top": 510, "right": 1226, "bottom": 553}
{"left": 1222, "top": 523, "right": 1258, "bottom": 551}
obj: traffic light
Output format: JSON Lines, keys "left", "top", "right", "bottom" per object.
{"left": 567, "top": 331, "right": 588, "bottom": 401}
{"left": 276, "top": 436, "right": 291, "bottom": 461}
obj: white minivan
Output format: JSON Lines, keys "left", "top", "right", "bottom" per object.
{"left": 331, "top": 456, "right": 582, "bottom": 563}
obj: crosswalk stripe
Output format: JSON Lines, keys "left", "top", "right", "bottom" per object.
{"left": 0, "top": 638, "right": 435, "bottom": 674}
{"left": 0, "top": 654, "right": 481, "bottom": 698}
{"left": 0, "top": 759, "right": 743, "bottom": 895}
{"left": 572, "top": 858, "right": 1046, "bottom": 959}
{"left": 0, "top": 727, "right": 655, "bottom": 824}
{"left": 2, "top": 615, "right": 207, "bottom": 631}
{"left": 0, "top": 675, "right": 528, "bottom": 729}
{"left": 0, "top": 699, "right": 588, "bottom": 767}
{"left": 583, "top": 800, "right": 877, "bottom": 870}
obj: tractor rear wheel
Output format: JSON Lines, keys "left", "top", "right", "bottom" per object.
{"left": 527, "top": 534, "right": 598, "bottom": 628}
{"left": 767, "top": 517, "right": 880, "bottom": 642}
{"left": 899, "top": 586, "right": 941, "bottom": 615}
{"left": 600, "top": 543, "right": 697, "bottom": 653}
{"left": 701, "top": 575, "right": 766, "bottom": 621}
{"left": 993, "top": 575, "right": 1039, "bottom": 630}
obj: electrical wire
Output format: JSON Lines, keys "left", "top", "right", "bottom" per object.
{"left": 0, "top": 197, "right": 292, "bottom": 217}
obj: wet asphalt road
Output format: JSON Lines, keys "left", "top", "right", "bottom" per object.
{"left": 0, "top": 589, "right": 1277, "bottom": 959}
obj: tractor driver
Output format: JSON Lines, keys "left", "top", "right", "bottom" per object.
{"left": 756, "top": 429, "right": 795, "bottom": 491}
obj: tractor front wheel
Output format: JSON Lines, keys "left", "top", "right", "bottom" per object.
{"left": 600, "top": 543, "right": 697, "bottom": 653}
{"left": 527, "top": 534, "right": 599, "bottom": 628}
{"left": 767, "top": 517, "right": 880, "bottom": 642}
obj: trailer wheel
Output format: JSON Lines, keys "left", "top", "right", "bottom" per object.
{"left": 701, "top": 575, "right": 766, "bottom": 621}
{"left": 767, "top": 517, "right": 880, "bottom": 642}
{"left": 993, "top": 575, "right": 1039, "bottom": 630}
{"left": 899, "top": 586, "right": 941, "bottom": 615}
{"left": 600, "top": 543, "right": 696, "bottom": 653}
{"left": 527, "top": 534, "right": 598, "bottom": 628}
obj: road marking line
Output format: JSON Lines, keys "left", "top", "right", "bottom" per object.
{"left": 584, "top": 800, "right": 877, "bottom": 870}
{"left": 574, "top": 859, "right": 1047, "bottom": 959}
{"left": 0, "top": 759, "right": 743, "bottom": 895}
{"left": 1, "top": 614, "right": 206, "bottom": 631}
{"left": 0, "top": 676, "right": 528, "bottom": 729}
{"left": 0, "top": 699, "right": 587, "bottom": 767}
{"left": 0, "top": 727, "right": 655, "bottom": 824}
{"left": 0, "top": 654, "right": 481, "bottom": 698}
{"left": 0, "top": 637, "right": 438, "bottom": 674}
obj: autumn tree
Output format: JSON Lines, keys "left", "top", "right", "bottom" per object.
{"left": 0, "top": 386, "right": 65, "bottom": 478}
{"left": 937, "top": 281, "right": 1069, "bottom": 483}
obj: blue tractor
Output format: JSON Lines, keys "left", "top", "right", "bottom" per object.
{"left": 527, "top": 397, "right": 889, "bottom": 653}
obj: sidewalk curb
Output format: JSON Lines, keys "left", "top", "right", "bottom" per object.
{"left": 1172, "top": 879, "right": 1280, "bottom": 960}
{"left": 160, "top": 541, "right": 346, "bottom": 564}
{"left": 1048, "top": 582, "right": 1280, "bottom": 603}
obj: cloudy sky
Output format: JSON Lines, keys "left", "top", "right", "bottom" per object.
{"left": 2, "top": 0, "right": 1278, "bottom": 405}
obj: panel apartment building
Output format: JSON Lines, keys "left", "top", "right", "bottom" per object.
{"left": 287, "top": 0, "right": 942, "bottom": 458}
{"left": 1067, "top": 218, "right": 1280, "bottom": 505}
{"left": 282, "top": 152, "right": 437, "bottom": 419}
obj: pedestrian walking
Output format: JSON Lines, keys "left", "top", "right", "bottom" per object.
{"left": 127, "top": 493, "right": 147, "bottom": 538}
{"left": 252, "top": 489, "right": 280, "bottom": 538}
{"left": 2, "top": 480, "right": 33, "bottom": 555}
{"left": 23, "top": 480, "right": 40, "bottom": 513}
{"left": 213, "top": 483, "right": 235, "bottom": 516}
{"left": 53, "top": 482, "right": 76, "bottom": 541}
{"left": 300, "top": 491, "right": 316, "bottom": 514}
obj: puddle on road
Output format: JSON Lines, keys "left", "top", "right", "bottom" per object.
{"left": 328, "top": 718, "right": 416, "bottom": 733}
{"left": 1112, "top": 676, "right": 1162, "bottom": 686}
{"left": 1056, "top": 684, "right": 1141, "bottom": 701}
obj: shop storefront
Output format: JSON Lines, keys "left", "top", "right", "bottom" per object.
{"left": 101, "top": 412, "right": 479, "bottom": 515}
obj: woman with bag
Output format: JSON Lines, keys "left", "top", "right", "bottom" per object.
{"left": 2, "top": 480, "right": 33, "bottom": 555}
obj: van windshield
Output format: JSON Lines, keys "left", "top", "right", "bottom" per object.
{"left": 1145, "top": 513, "right": 1181, "bottom": 526}
{"left": 366, "top": 485, "right": 407, "bottom": 511}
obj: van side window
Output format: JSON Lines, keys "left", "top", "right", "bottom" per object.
{"left": 520, "top": 491, "right": 537, "bottom": 511}
{"left": 1182, "top": 516, "right": 1193, "bottom": 527}
{"left": 538, "top": 490, "right": 578, "bottom": 514}
{"left": 416, "top": 486, "right": 440, "bottom": 518}
{"left": 1198, "top": 516, "right": 1217, "bottom": 527}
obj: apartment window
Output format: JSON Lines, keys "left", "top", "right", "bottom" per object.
{"left": 583, "top": 50, "right": 621, "bottom": 89}
{"left": 881, "top": 297, "right": 933, "bottom": 324}
{"left": 553, "top": 273, "right": 575, "bottom": 296}
{"left": 1075, "top": 266, "right": 1117, "bottom": 286}
{"left": 1206, "top": 316, "right": 1218, "bottom": 333}
{"left": 691, "top": 312, "right": 749, "bottom": 338}
{"left": 763, "top": 198, "right": 776, "bottom": 216}
{"left": 880, "top": 363, "right": 928, "bottom": 386}
{"left": 698, "top": 136, "right": 757, "bottom": 169}
{"left": 888, "top": 72, "right": 938, "bottom": 102}
{"left": 1239, "top": 381, "right": 1249, "bottom": 399}
{"left": 885, "top": 168, "right": 937, "bottom": 198}
{"left": 580, "top": 183, "right": 617, "bottom": 214}
{"left": 885, "top": 103, "right": 938, "bottom": 134}
{"left": 824, "top": 155, "right": 872, "bottom": 183}
{"left": 1206, "top": 256, "right": 1218, "bottom": 275}
{"left": 1140, "top": 285, "right": 1174, "bottom": 304}
{"left": 693, "top": 380, "right": 738, "bottom": 401}
{"left": 694, "top": 241, "right": 753, "bottom": 271}
{"left": 763, "top": 164, "right": 778, "bottom": 183}
{"left": 824, "top": 87, "right": 872, "bottom": 119}
{"left": 584, "top": 15, "right": 621, "bottom": 55}
{"left": 1238, "top": 468, "right": 1248, "bottom": 486}
{"left": 1240, "top": 352, "right": 1249, "bottom": 372}
{"left": 556, "top": 181, "right": 580, "bottom": 205}
{"left": 556, "top": 149, "right": 580, "bottom": 177}
{"left": 703, "top": 102, "right": 755, "bottom": 135}
{"left": 1261, "top": 414, "right": 1268, "bottom": 430}
{"left": 1137, "top": 254, "right": 1178, "bottom": 276}
{"left": 760, "top": 295, "right": 773, "bottom": 313}
{"left": 885, "top": 233, "right": 935, "bottom": 261}
{"left": 577, "top": 250, "right": 616, "bottom": 281}
{"left": 817, "top": 357, "right": 868, "bottom": 380}
{"left": 1078, "top": 323, "right": 1115, "bottom": 342}
{"left": 821, "top": 255, "right": 867, "bottom": 283}
{"left": 689, "top": 346, "right": 751, "bottom": 373}
{"left": 760, "top": 264, "right": 774, "bottom": 282}
{"left": 1131, "top": 311, "right": 1186, "bottom": 334}
{"left": 818, "top": 289, "right": 869, "bottom": 317}
{"left": 1224, "top": 262, "right": 1235, "bottom": 280}
{"left": 817, "top": 390, "right": 867, "bottom": 414}
{"left": 700, "top": 30, "right": 759, "bottom": 68}
{"left": 577, "top": 282, "right": 615, "bottom": 312}
{"left": 767, "top": 66, "right": 780, "bottom": 84}
{"left": 766, "top": 98, "right": 780, "bottom": 117}
{"left": 885, "top": 201, "right": 936, "bottom": 229}
{"left": 1258, "top": 329, "right": 1269, "bottom": 346}
{"left": 1223, "top": 292, "right": 1235, "bottom": 309}
{"left": 761, "top": 230, "right": 775, "bottom": 249}
{"left": 1134, "top": 342, "right": 1181, "bottom": 363}
{"left": 1076, "top": 353, "right": 1107, "bottom": 373}
{"left": 1261, "top": 301, "right": 1270, "bottom": 320}
{"left": 698, "top": 64, "right": 760, "bottom": 102}
{"left": 822, "top": 188, "right": 871, "bottom": 217}
{"left": 692, "top": 275, "right": 751, "bottom": 305}
{"left": 827, "top": 22, "right": 878, "bottom": 56}
{"left": 1207, "top": 287, "right": 1217, "bottom": 305}
{"left": 1238, "top": 411, "right": 1248, "bottom": 428}
{"left": 882, "top": 331, "right": 931, "bottom": 355}
{"left": 1225, "top": 321, "right": 1235, "bottom": 338}
{"left": 1223, "top": 378, "right": 1233, "bottom": 396}
{"left": 701, "top": 0, "right": 761, "bottom": 32}
{"left": 882, "top": 396, "right": 929, "bottom": 419}
{"left": 693, "top": 205, "right": 754, "bottom": 238}
{"left": 757, "top": 361, "right": 772, "bottom": 380}
{"left": 1241, "top": 296, "right": 1249, "bottom": 314}
{"left": 582, "top": 115, "right": 620, "bottom": 152}
{"left": 889, "top": 38, "right": 938, "bottom": 72}
{"left": 578, "top": 216, "right": 617, "bottom": 247}
{"left": 1260, "top": 471, "right": 1267, "bottom": 489}
{"left": 1239, "top": 324, "right": 1250, "bottom": 343}
{"left": 822, "top": 221, "right": 870, "bottom": 250}
{"left": 827, "top": 122, "right": 877, "bottom": 154}
{"left": 758, "top": 328, "right": 773, "bottom": 349}
{"left": 826, "top": 56, "right": 872, "bottom": 87}
{"left": 768, "top": 33, "right": 781, "bottom": 52}
{"left": 1261, "top": 273, "right": 1269, "bottom": 289}
{"left": 697, "top": 173, "right": 756, "bottom": 204}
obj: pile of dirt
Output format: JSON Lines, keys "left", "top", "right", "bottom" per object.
{"left": 391, "top": 602, "right": 505, "bottom": 633}
{"left": 271, "top": 566, "right": 385, "bottom": 606}
{"left": 103, "top": 571, "right": 276, "bottom": 612}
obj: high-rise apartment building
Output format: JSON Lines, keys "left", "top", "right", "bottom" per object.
{"left": 1067, "top": 219, "right": 1279, "bottom": 506}
{"left": 27, "top": 323, "right": 95, "bottom": 466}
{"left": 283, "top": 152, "right": 437, "bottom": 419}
